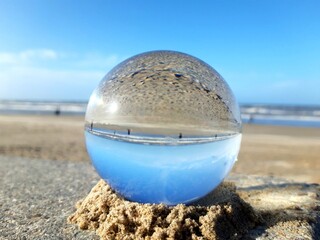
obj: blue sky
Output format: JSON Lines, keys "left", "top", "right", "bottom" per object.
{"left": 0, "top": 0, "right": 319, "bottom": 105}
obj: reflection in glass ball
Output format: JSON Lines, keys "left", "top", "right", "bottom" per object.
{"left": 85, "top": 50, "right": 242, "bottom": 205}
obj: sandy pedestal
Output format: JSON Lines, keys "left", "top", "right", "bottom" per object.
{"left": 0, "top": 156, "right": 319, "bottom": 240}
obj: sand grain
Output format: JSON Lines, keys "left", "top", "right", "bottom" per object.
{"left": 68, "top": 180, "right": 259, "bottom": 240}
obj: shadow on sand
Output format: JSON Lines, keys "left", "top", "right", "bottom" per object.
{"left": 193, "top": 182, "right": 320, "bottom": 239}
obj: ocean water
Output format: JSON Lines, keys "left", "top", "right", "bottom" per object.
{"left": 241, "top": 104, "right": 320, "bottom": 127}
{"left": 0, "top": 100, "right": 86, "bottom": 115}
{"left": 85, "top": 131, "right": 242, "bottom": 205}
{"left": 1, "top": 100, "right": 320, "bottom": 127}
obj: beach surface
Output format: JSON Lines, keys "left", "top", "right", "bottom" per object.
{"left": 0, "top": 115, "right": 319, "bottom": 183}
{"left": 0, "top": 115, "right": 319, "bottom": 239}
{"left": 1, "top": 156, "right": 319, "bottom": 239}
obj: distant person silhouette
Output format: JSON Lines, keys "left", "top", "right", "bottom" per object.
{"left": 248, "top": 114, "right": 254, "bottom": 124}
{"left": 54, "top": 106, "right": 61, "bottom": 116}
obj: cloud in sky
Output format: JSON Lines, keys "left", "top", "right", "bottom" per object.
{"left": 222, "top": 68, "right": 319, "bottom": 105}
{"left": 0, "top": 49, "right": 58, "bottom": 65}
{"left": 0, "top": 49, "right": 123, "bottom": 101}
{"left": 0, "top": 49, "right": 318, "bottom": 104}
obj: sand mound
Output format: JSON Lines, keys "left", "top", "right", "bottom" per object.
{"left": 68, "top": 180, "right": 259, "bottom": 240}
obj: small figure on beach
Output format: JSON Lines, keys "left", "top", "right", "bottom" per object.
{"left": 248, "top": 114, "right": 254, "bottom": 124}
{"left": 54, "top": 106, "right": 61, "bottom": 116}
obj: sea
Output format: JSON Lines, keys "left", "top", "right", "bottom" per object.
{"left": 0, "top": 100, "right": 320, "bottom": 128}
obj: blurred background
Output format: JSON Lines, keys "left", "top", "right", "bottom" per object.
{"left": 1, "top": 0, "right": 320, "bottom": 125}
{"left": 0, "top": 0, "right": 319, "bottom": 183}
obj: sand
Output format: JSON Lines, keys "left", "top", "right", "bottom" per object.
{"left": 67, "top": 179, "right": 319, "bottom": 240}
{"left": 0, "top": 156, "right": 319, "bottom": 239}
{"left": 0, "top": 156, "right": 100, "bottom": 240}
{"left": 235, "top": 124, "right": 320, "bottom": 183}
{"left": 0, "top": 156, "right": 320, "bottom": 240}
{"left": 0, "top": 115, "right": 320, "bottom": 183}
{"left": 68, "top": 180, "right": 258, "bottom": 240}
{"left": 0, "top": 115, "right": 87, "bottom": 161}
{"left": 0, "top": 115, "right": 319, "bottom": 239}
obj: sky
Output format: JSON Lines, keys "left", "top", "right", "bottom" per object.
{"left": 0, "top": 0, "right": 319, "bottom": 105}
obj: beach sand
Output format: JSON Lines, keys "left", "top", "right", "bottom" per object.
{"left": 0, "top": 115, "right": 319, "bottom": 239}
{"left": 1, "top": 156, "right": 318, "bottom": 239}
{"left": 68, "top": 180, "right": 259, "bottom": 240}
{"left": 0, "top": 114, "right": 319, "bottom": 183}
{"left": 67, "top": 178, "right": 320, "bottom": 240}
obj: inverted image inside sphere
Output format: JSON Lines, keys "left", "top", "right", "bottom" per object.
{"left": 85, "top": 50, "right": 241, "bottom": 138}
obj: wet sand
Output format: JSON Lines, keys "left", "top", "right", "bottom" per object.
{"left": 0, "top": 114, "right": 319, "bottom": 183}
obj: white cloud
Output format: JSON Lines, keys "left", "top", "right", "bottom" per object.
{"left": 0, "top": 49, "right": 59, "bottom": 65}
{"left": 0, "top": 66, "right": 104, "bottom": 100}
{"left": 0, "top": 53, "right": 16, "bottom": 64}
{"left": 0, "top": 49, "right": 123, "bottom": 100}
{"left": 19, "top": 49, "right": 58, "bottom": 61}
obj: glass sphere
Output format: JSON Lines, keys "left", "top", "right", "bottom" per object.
{"left": 85, "top": 50, "right": 242, "bottom": 205}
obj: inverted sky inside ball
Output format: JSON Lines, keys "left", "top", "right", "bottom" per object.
{"left": 85, "top": 50, "right": 242, "bottom": 205}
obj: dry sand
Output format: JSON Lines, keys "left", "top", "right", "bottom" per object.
{"left": 0, "top": 115, "right": 319, "bottom": 183}
{"left": 68, "top": 180, "right": 258, "bottom": 240}
{"left": 0, "top": 114, "right": 319, "bottom": 240}
{"left": 0, "top": 115, "right": 87, "bottom": 161}
{"left": 67, "top": 179, "right": 319, "bottom": 239}
{"left": 2, "top": 156, "right": 318, "bottom": 239}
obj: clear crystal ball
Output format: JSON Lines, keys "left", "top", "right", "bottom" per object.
{"left": 85, "top": 50, "right": 242, "bottom": 205}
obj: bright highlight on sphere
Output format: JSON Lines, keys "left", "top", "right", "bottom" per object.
{"left": 85, "top": 50, "right": 242, "bottom": 205}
